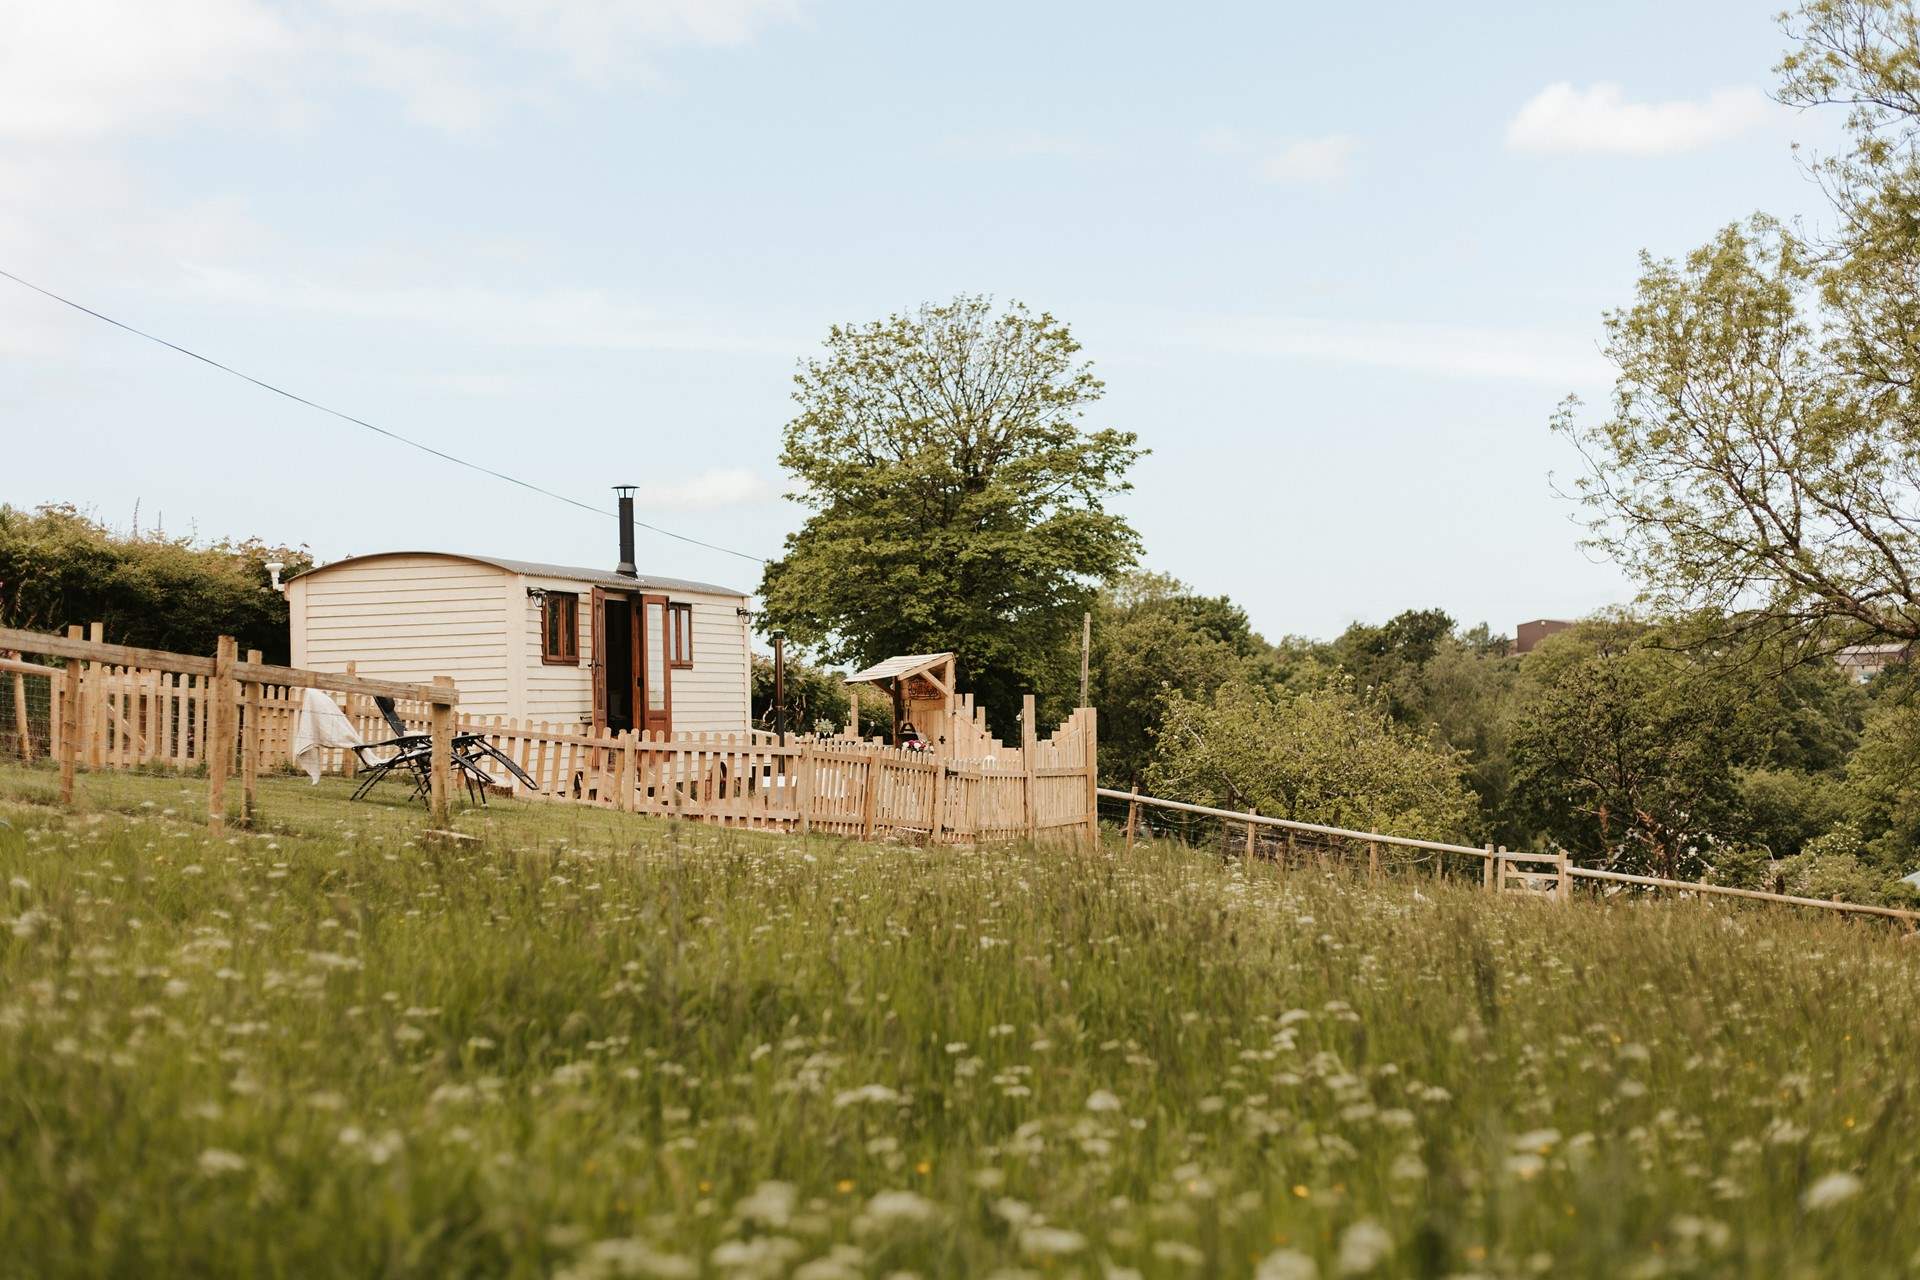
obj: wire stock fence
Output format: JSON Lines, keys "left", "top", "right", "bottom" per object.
{"left": 0, "top": 654, "right": 56, "bottom": 763}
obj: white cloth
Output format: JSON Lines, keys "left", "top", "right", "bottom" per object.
{"left": 292, "top": 687, "right": 364, "bottom": 783}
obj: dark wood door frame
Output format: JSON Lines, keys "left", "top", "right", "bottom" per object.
{"left": 591, "top": 589, "right": 673, "bottom": 738}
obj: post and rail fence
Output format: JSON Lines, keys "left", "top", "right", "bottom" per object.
{"left": 1100, "top": 786, "right": 1920, "bottom": 927}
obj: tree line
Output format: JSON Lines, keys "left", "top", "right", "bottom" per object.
{"left": 749, "top": 1, "right": 1920, "bottom": 903}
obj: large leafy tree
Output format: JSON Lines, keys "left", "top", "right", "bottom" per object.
{"left": 758, "top": 296, "right": 1144, "bottom": 734}
{"left": 1509, "top": 622, "right": 1768, "bottom": 879}
{"left": 1557, "top": 1, "right": 1920, "bottom": 661}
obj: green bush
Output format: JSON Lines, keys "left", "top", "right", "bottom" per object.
{"left": 0, "top": 504, "right": 308, "bottom": 661}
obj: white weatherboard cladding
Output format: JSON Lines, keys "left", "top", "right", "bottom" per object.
{"left": 289, "top": 553, "right": 512, "bottom": 714}
{"left": 290, "top": 552, "right": 749, "bottom": 731}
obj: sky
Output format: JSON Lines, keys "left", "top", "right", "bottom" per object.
{"left": 0, "top": 0, "right": 1848, "bottom": 644}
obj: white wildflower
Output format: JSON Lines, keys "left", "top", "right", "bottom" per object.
{"left": 1151, "top": 1241, "right": 1205, "bottom": 1267}
{"left": 861, "top": 1190, "right": 938, "bottom": 1228}
{"left": 1085, "top": 1089, "right": 1123, "bottom": 1113}
{"left": 1335, "top": 1220, "right": 1393, "bottom": 1274}
{"left": 735, "top": 1181, "right": 797, "bottom": 1228}
{"left": 833, "top": 1083, "right": 901, "bottom": 1109}
{"left": 1256, "top": 1248, "right": 1320, "bottom": 1280}
{"left": 1019, "top": 1225, "right": 1087, "bottom": 1257}
{"left": 197, "top": 1148, "right": 247, "bottom": 1176}
{"left": 1801, "top": 1171, "right": 1863, "bottom": 1211}
{"left": 1511, "top": 1128, "right": 1561, "bottom": 1154}
{"left": 1506, "top": 1153, "right": 1546, "bottom": 1180}
{"left": 710, "top": 1236, "right": 803, "bottom": 1277}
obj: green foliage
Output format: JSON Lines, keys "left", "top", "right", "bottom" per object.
{"left": 1738, "top": 766, "right": 1850, "bottom": 858}
{"left": 1560, "top": 4, "right": 1920, "bottom": 659}
{"left": 1843, "top": 694, "right": 1920, "bottom": 871}
{"left": 0, "top": 503, "right": 308, "bottom": 661}
{"left": 1146, "top": 675, "right": 1478, "bottom": 845}
{"left": 1773, "top": 822, "right": 1912, "bottom": 903}
{"left": 9, "top": 767, "right": 1920, "bottom": 1275}
{"left": 1509, "top": 623, "right": 1763, "bottom": 879}
{"left": 1702, "top": 841, "right": 1773, "bottom": 891}
{"left": 1323, "top": 610, "right": 1525, "bottom": 842}
{"left": 756, "top": 297, "right": 1144, "bottom": 737}
{"left": 1087, "top": 573, "right": 1257, "bottom": 788}
{"left": 749, "top": 653, "right": 890, "bottom": 738}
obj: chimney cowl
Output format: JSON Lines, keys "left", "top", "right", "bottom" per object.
{"left": 613, "top": 485, "right": 638, "bottom": 577}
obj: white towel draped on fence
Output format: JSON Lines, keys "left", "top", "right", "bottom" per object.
{"left": 291, "top": 688, "right": 362, "bottom": 783}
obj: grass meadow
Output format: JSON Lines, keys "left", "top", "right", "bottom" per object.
{"left": 2, "top": 763, "right": 1918, "bottom": 1278}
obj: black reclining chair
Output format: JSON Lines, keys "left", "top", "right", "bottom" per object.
{"left": 349, "top": 697, "right": 537, "bottom": 806}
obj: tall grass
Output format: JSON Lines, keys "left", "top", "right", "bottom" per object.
{"left": 2, "top": 765, "right": 1917, "bottom": 1277}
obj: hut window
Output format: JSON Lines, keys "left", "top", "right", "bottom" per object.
{"left": 541, "top": 592, "right": 579, "bottom": 665}
{"left": 668, "top": 602, "right": 693, "bottom": 668}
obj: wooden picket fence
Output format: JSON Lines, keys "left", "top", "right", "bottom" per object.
{"left": 374, "top": 698, "right": 1097, "bottom": 846}
{"left": 0, "top": 624, "right": 462, "bottom": 832}
{"left": 3, "top": 625, "right": 1099, "bottom": 846}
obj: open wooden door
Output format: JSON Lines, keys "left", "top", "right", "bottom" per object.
{"left": 638, "top": 594, "right": 673, "bottom": 737}
{"left": 589, "top": 586, "right": 608, "bottom": 734}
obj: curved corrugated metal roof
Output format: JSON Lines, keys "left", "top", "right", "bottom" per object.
{"left": 290, "top": 551, "right": 746, "bottom": 598}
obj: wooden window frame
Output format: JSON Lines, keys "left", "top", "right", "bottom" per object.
{"left": 667, "top": 601, "right": 694, "bottom": 669}
{"left": 541, "top": 591, "right": 580, "bottom": 666}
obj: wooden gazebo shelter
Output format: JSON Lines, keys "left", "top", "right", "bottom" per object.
{"left": 845, "top": 652, "right": 955, "bottom": 746}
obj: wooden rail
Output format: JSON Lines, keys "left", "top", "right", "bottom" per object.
{"left": 1, "top": 624, "right": 460, "bottom": 831}
{"left": 1569, "top": 866, "right": 1919, "bottom": 923}
{"left": 1105, "top": 787, "right": 1918, "bottom": 925}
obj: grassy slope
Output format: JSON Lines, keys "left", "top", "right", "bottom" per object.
{"left": 1, "top": 764, "right": 1916, "bottom": 1279}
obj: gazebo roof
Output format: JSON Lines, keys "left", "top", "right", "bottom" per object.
{"left": 846, "top": 652, "right": 954, "bottom": 687}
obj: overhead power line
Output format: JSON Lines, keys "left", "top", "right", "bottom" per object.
{"left": 0, "top": 267, "right": 767, "bottom": 565}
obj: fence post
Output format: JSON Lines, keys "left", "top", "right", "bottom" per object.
{"left": 1557, "top": 849, "right": 1572, "bottom": 903}
{"left": 1082, "top": 707, "right": 1099, "bottom": 848}
{"left": 8, "top": 655, "right": 29, "bottom": 761}
{"left": 59, "top": 626, "right": 83, "bottom": 805}
{"left": 1368, "top": 840, "right": 1380, "bottom": 880}
{"left": 241, "top": 648, "right": 262, "bottom": 828}
{"left": 796, "top": 740, "right": 814, "bottom": 836}
{"left": 929, "top": 754, "right": 946, "bottom": 847}
{"left": 428, "top": 676, "right": 455, "bottom": 826}
{"left": 1244, "top": 807, "right": 1256, "bottom": 859}
{"left": 1020, "top": 694, "right": 1038, "bottom": 843}
{"left": 207, "top": 636, "right": 237, "bottom": 834}
{"left": 1124, "top": 785, "right": 1140, "bottom": 853}
{"left": 87, "top": 622, "right": 105, "bottom": 768}
{"left": 341, "top": 660, "right": 359, "bottom": 777}
{"left": 1482, "top": 842, "right": 1495, "bottom": 893}
{"left": 861, "top": 754, "right": 879, "bottom": 840}
{"left": 621, "top": 730, "right": 638, "bottom": 813}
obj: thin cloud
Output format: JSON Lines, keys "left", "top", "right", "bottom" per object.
{"left": 1258, "top": 134, "right": 1357, "bottom": 185}
{"left": 1505, "top": 82, "right": 1770, "bottom": 155}
{"left": 0, "top": 0, "right": 800, "bottom": 141}
{"left": 178, "top": 265, "right": 802, "bottom": 354}
{"left": 1201, "top": 128, "right": 1358, "bottom": 186}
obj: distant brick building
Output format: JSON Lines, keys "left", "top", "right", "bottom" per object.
{"left": 1514, "top": 619, "right": 1573, "bottom": 655}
